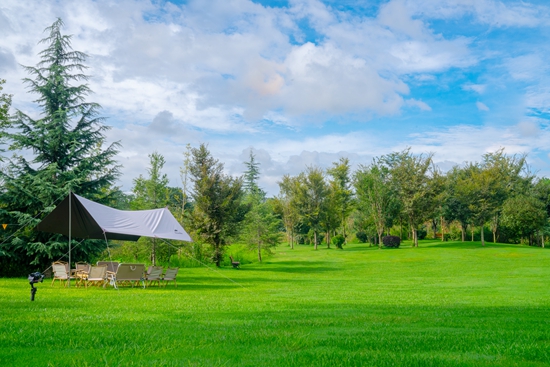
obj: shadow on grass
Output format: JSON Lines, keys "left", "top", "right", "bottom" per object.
{"left": 424, "top": 242, "right": 530, "bottom": 250}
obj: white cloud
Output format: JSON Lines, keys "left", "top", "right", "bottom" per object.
{"left": 516, "top": 120, "right": 539, "bottom": 137}
{"left": 405, "top": 0, "right": 550, "bottom": 28}
{"left": 463, "top": 83, "right": 487, "bottom": 94}
{"left": 476, "top": 101, "right": 490, "bottom": 111}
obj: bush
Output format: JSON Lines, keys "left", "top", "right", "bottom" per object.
{"left": 355, "top": 231, "right": 368, "bottom": 243}
{"left": 382, "top": 235, "right": 401, "bottom": 248}
{"left": 417, "top": 229, "right": 427, "bottom": 240}
{"left": 331, "top": 234, "right": 345, "bottom": 249}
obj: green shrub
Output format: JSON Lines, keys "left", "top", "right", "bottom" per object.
{"left": 382, "top": 235, "right": 401, "bottom": 248}
{"left": 417, "top": 229, "right": 427, "bottom": 240}
{"left": 331, "top": 234, "right": 345, "bottom": 249}
{"left": 355, "top": 231, "right": 368, "bottom": 243}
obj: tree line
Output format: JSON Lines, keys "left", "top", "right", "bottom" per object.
{"left": 1, "top": 20, "right": 548, "bottom": 276}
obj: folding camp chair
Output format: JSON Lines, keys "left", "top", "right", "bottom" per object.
{"left": 82, "top": 266, "right": 107, "bottom": 288}
{"left": 51, "top": 261, "right": 73, "bottom": 287}
{"left": 107, "top": 263, "right": 146, "bottom": 289}
{"left": 162, "top": 267, "right": 179, "bottom": 287}
{"left": 145, "top": 266, "right": 163, "bottom": 287}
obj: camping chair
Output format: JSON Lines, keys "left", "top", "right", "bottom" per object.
{"left": 107, "top": 263, "right": 146, "bottom": 289}
{"left": 51, "top": 261, "right": 72, "bottom": 287}
{"left": 145, "top": 266, "right": 163, "bottom": 287}
{"left": 82, "top": 266, "right": 107, "bottom": 288}
{"left": 162, "top": 267, "right": 179, "bottom": 287}
{"left": 97, "top": 261, "right": 119, "bottom": 282}
{"left": 229, "top": 256, "right": 240, "bottom": 269}
{"left": 75, "top": 262, "right": 91, "bottom": 276}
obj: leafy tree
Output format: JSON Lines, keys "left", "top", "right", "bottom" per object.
{"left": 275, "top": 174, "right": 301, "bottom": 249}
{"left": 482, "top": 150, "right": 530, "bottom": 243}
{"left": 501, "top": 194, "right": 547, "bottom": 245}
{"left": 382, "top": 149, "right": 434, "bottom": 247}
{"left": 188, "top": 144, "right": 247, "bottom": 267}
{"left": 241, "top": 194, "right": 282, "bottom": 262}
{"left": 0, "top": 19, "right": 120, "bottom": 275}
{"left": 327, "top": 157, "right": 354, "bottom": 246}
{"left": 354, "top": 160, "right": 399, "bottom": 248}
{"left": 295, "top": 167, "right": 328, "bottom": 250}
{"left": 443, "top": 166, "right": 473, "bottom": 242}
{"left": 131, "top": 151, "right": 170, "bottom": 265}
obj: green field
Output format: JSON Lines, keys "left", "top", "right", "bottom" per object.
{"left": 1, "top": 240, "right": 549, "bottom": 366}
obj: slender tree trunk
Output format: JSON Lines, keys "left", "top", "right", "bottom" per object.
{"left": 326, "top": 231, "right": 331, "bottom": 249}
{"left": 314, "top": 231, "right": 318, "bottom": 250}
{"left": 461, "top": 223, "right": 465, "bottom": 242}
{"left": 440, "top": 215, "right": 444, "bottom": 241}
{"left": 471, "top": 226, "right": 474, "bottom": 242}
{"left": 378, "top": 231, "right": 383, "bottom": 249}
{"left": 542, "top": 233, "right": 545, "bottom": 248}
{"left": 480, "top": 224, "right": 485, "bottom": 246}
{"left": 258, "top": 242, "right": 262, "bottom": 262}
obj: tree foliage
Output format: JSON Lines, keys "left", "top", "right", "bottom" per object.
{"left": 188, "top": 144, "right": 247, "bottom": 266}
{"left": 131, "top": 151, "right": 170, "bottom": 265}
{"left": 0, "top": 19, "right": 120, "bottom": 275}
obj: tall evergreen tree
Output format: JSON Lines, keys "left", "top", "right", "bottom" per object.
{"left": 0, "top": 79, "right": 11, "bottom": 134}
{"left": 188, "top": 144, "right": 247, "bottom": 267}
{"left": 240, "top": 152, "right": 282, "bottom": 261}
{"left": 0, "top": 19, "right": 120, "bottom": 275}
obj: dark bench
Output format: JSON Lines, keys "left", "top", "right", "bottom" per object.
{"left": 229, "top": 256, "right": 240, "bottom": 269}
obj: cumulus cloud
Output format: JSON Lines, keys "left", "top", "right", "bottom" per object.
{"left": 1, "top": 0, "right": 549, "bottom": 194}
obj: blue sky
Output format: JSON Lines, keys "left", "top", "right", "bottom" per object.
{"left": 1, "top": 0, "right": 549, "bottom": 195}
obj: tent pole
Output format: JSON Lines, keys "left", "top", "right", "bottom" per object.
{"left": 68, "top": 191, "right": 71, "bottom": 288}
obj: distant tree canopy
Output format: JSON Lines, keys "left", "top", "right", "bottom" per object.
{"left": 0, "top": 19, "right": 120, "bottom": 275}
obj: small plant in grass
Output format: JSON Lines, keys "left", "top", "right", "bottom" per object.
{"left": 331, "top": 234, "right": 345, "bottom": 249}
{"left": 382, "top": 235, "right": 401, "bottom": 248}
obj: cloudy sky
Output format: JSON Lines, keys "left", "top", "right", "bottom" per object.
{"left": 1, "top": 0, "right": 549, "bottom": 195}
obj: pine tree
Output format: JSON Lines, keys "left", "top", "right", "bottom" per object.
{"left": 0, "top": 19, "right": 120, "bottom": 275}
{"left": 188, "top": 144, "right": 247, "bottom": 267}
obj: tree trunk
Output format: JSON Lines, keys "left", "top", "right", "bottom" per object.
{"left": 461, "top": 223, "right": 465, "bottom": 242}
{"left": 326, "top": 231, "right": 331, "bottom": 249}
{"left": 542, "top": 233, "right": 545, "bottom": 248}
{"left": 480, "top": 224, "right": 485, "bottom": 246}
{"left": 378, "top": 231, "right": 383, "bottom": 249}
{"left": 413, "top": 228, "right": 418, "bottom": 247}
{"left": 471, "top": 227, "right": 474, "bottom": 242}
{"left": 314, "top": 231, "right": 318, "bottom": 250}
{"left": 258, "top": 242, "right": 262, "bottom": 262}
{"left": 441, "top": 215, "right": 444, "bottom": 241}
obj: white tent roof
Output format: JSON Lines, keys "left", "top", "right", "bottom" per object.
{"left": 37, "top": 193, "right": 192, "bottom": 242}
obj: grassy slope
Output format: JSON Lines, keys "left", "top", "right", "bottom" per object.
{"left": 1, "top": 240, "right": 549, "bottom": 366}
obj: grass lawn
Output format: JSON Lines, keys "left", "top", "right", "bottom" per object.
{"left": 1, "top": 240, "right": 549, "bottom": 366}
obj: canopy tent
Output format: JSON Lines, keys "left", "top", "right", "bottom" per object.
{"left": 37, "top": 192, "right": 192, "bottom": 242}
